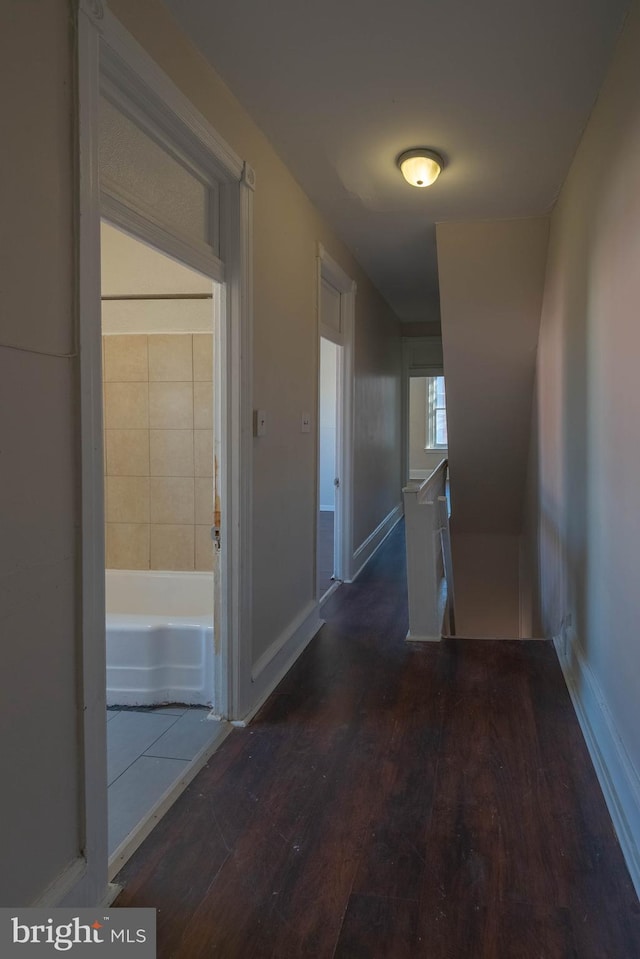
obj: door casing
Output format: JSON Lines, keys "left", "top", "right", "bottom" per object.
{"left": 74, "top": 0, "right": 253, "bottom": 906}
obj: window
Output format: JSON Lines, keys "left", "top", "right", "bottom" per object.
{"left": 426, "top": 375, "right": 447, "bottom": 449}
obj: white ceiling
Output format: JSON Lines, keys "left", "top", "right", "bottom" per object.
{"left": 164, "top": 0, "right": 629, "bottom": 323}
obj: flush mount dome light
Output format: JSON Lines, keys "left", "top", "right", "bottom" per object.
{"left": 397, "top": 148, "right": 444, "bottom": 188}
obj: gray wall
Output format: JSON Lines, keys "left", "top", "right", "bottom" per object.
{"left": 0, "top": 1, "right": 82, "bottom": 905}
{"left": 533, "top": 0, "right": 640, "bottom": 874}
{"left": 436, "top": 217, "right": 549, "bottom": 637}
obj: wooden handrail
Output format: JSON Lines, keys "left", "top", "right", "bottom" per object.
{"left": 403, "top": 457, "right": 448, "bottom": 504}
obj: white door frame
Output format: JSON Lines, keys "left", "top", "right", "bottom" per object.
{"left": 74, "top": 0, "right": 253, "bottom": 905}
{"left": 317, "top": 245, "right": 355, "bottom": 590}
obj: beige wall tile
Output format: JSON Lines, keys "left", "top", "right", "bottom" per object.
{"left": 193, "top": 333, "right": 213, "bottom": 381}
{"left": 193, "top": 381, "right": 213, "bottom": 430}
{"left": 104, "top": 381, "right": 149, "bottom": 429}
{"left": 194, "top": 429, "right": 213, "bottom": 477}
{"left": 149, "top": 381, "right": 193, "bottom": 429}
{"left": 149, "top": 429, "right": 194, "bottom": 476}
{"left": 105, "top": 429, "right": 149, "bottom": 476}
{"left": 150, "top": 476, "right": 194, "bottom": 525}
{"left": 150, "top": 524, "right": 194, "bottom": 570}
{"left": 106, "top": 476, "right": 149, "bottom": 523}
{"left": 195, "top": 525, "right": 214, "bottom": 571}
{"left": 106, "top": 523, "right": 149, "bottom": 570}
{"left": 103, "top": 334, "right": 148, "bottom": 382}
{"left": 195, "top": 477, "right": 214, "bottom": 525}
{"left": 148, "top": 333, "right": 192, "bottom": 381}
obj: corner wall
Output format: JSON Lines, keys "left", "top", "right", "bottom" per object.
{"left": 533, "top": 0, "right": 640, "bottom": 893}
{"left": 436, "top": 217, "right": 549, "bottom": 637}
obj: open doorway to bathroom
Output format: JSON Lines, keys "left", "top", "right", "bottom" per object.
{"left": 77, "top": 8, "right": 253, "bottom": 900}
{"left": 100, "top": 222, "right": 229, "bottom": 872}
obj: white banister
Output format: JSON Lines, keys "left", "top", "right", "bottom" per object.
{"left": 438, "top": 495, "right": 455, "bottom": 636}
{"left": 402, "top": 460, "right": 454, "bottom": 642}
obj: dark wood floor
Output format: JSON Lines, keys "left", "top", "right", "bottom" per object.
{"left": 115, "top": 522, "right": 640, "bottom": 957}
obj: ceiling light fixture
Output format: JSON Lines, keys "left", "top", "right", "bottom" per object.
{"left": 397, "top": 148, "right": 444, "bottom": 188}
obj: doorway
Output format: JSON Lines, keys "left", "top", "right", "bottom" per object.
{"left": 76, "top": 4, "right": 253, "bottom": 904}
{"left": 317, "top": 246, "right": 355, "bottom": 598}
{"left": 318, "top": 336, "right": 341, "bottom": 598}
{"left": 100, "top": 222, "right": 230, "bottom": 869}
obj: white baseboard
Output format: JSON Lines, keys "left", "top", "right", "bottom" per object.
{"left": 33, "top": 858, "right": 88, "bottom": 907}
{"left": 239, "top": 601, "right": 324, "bottom": 726}
{"left": 555, "top": 634, "right": 640, "bottom": 900}
{"left": 348, "top": 503, "right": 403, "bottom": 583}
{"left": 319, "top": 579, "right": 341, "bottom": 605}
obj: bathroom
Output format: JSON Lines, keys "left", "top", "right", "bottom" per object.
{"left": 101, "top": 221, "right": 228, "bottom": 870}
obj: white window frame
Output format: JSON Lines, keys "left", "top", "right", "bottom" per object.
{"left": 426, "top": 375, "right": 448, "bottom": 450}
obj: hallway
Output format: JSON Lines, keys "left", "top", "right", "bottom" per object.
{"left": 114, "top": 523, "right": 640, "bottom": 957}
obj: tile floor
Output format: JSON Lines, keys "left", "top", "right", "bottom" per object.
{"left": 107, "top": 705, "right": 226, "bottom": 857}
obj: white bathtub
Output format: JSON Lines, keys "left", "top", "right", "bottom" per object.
{"left": 105, "top": 569, "right": 214, "bottom": 707}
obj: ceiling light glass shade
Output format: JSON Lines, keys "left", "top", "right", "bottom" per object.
{"left": 397, "top": 149, "right": 443, "bottom": 188}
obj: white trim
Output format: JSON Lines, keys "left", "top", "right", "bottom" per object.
{"left": 101, "top": 192, "right": 225, "bottom": 284}
{"left": 555, "top": 635, "right": 640, "bottom": 899}
{"left": 317, "top": 245, "right": 355, "bottom": 590}
{"left": 101, "top": 883, "right": 122, "bottom": 907}
{"left": 229, "top": 172, "right": 255, "bottom": 720}
{"left": 107, "top": 722, "right": 232, "bottom": 881}
{"left": 236, "top": 602, "right": 324, "bottom": 725}
{"left": 69, "top": 1, "right": 110, "bottom": 909}
{"left": 251, "top": 600, "right": 321, "bottom": 680}
{"left": 33, "top": 859, "right": 88, "bottom": 908}
{"left": 317, "top": 243, "right": 356, "bottom": 296}
{"left": 319, "top": 579, "right": 341, "bottom": 606}
{"left": 96, "top": 7, "right": 243, "bottom": 182}
{"left": 349, "top": 503, "right": 404, "bottom": 583}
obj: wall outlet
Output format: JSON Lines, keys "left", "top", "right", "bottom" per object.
{"left": 301, "top": 412, "right": 311, "bottom": 433}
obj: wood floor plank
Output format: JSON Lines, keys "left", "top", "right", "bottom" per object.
{"left": 114, "top": 522, "right": 640, "bottom": 958}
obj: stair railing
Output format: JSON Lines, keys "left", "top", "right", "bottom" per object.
{"left": 403, "top": 459, "right": 455, "bottom": 641}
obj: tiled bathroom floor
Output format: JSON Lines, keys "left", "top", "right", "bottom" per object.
{"left": 107, "top": 706, "right": 227, "bottom": 858}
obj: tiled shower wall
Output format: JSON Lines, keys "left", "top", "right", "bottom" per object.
{"left": 103, "top": 333, "right": 214, "bottom": 571}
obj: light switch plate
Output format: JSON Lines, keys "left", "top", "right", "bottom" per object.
{"left": 255, "top": 409, "right": 267, "bottom": 437}
{"left": 301, "top": 412, "right": 311, "bottom": 433}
